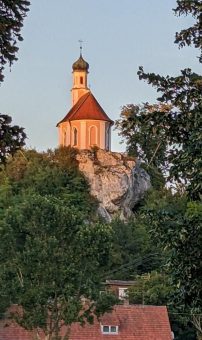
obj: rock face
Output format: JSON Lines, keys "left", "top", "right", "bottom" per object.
{"left": 76, "top": 149, "right": 151, "bottom": 221}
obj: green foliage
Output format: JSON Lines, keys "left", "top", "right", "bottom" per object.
{"left": 131, "top": 6, "right": 202, "bottom": 337}
{"left": 143, "top": 192, "right": 202, "bottom": 310}
{"left": 0, "top": 147, "right": 114, "bottom": 340}
{"left": 93, "top": 292, "right": 119, "bottom": 319}
{"left": 0, "top": 0, "right": 30, "bottom": 82}
{"left": 173, "top": 0, "right": 202, "bottom": 62}
{"left": 115, "top": 3, "right": 202, "bottom": 335}
{"left": 128, "top": 270, "right": 197, "bottom": 340}
{"left": 116, "top": 1, "right": 202, "bottom": 199}
{"left": 172, "top": 322, "right": 197, "bottom": 340}
{"left": 0, "top": 2, "right": 28, "bottom": 165}
{"left": 0, "top": 114, "right": 26, "bottom": 165}
{"left": 128, "top": 271, "right": 172, "bottom": 305}
{"left": 137, "top": 67, "right": 202, "bottom": 199}
{"left": 0, "top": 147, "right": 94, "bottom": 212}
{"left": 116, "top": 103, "right": 168, "bottom": 170}
{"left": 109, "top": 189, "right": 200, "bottom": 339}
{"left": 135, "top": 162, "right": 165, "bottom": 191}
{"left": 105, "top": 215, "right": 165, "bottom": 280}
{"left": 117, "top": 68, "right": 202, "bottom": 199}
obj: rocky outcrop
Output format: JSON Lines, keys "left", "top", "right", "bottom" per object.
{"left": 76, "top": 149, "right": 151, "bottom": 221}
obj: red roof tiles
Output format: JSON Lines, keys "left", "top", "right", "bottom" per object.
{"left": 70, "top": 305, "right": 172, "bottom": 340}
{"left": 0, "top": 321, "right": 32, "bottom": 340}
{"left": 57, "top": 92, "right": 113, "bottom": 126}
{"left": 0, "top": 305, "right": 172, "bottom": 340}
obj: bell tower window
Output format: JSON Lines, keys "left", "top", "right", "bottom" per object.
{"left": 80, "top": 76, "right": 83, "bottom": 84}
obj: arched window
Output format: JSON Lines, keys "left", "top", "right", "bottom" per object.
{"left": 73, "top": 127, "right": 78, "bottom": 146}
{"left": 89, "top": 126, "right": 97, "bottom": 146}
{"left": 80, "top": 76, "right": 83, "bottom": 84}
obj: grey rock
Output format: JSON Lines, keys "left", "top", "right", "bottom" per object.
{"left": 76, "top": 149, "right": 151, "bottom": 221}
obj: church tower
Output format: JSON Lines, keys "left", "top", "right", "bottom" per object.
{"left": 57, "top": 51, "right": 113, "bottom": 150}
{"left": 71, "top": 50, "right": 90, "bottom": 106}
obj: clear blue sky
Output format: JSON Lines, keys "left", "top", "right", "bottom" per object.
{"left": 0, "top": 0, "right": 200, "bottom": 152}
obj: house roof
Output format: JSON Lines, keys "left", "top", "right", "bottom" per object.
{"left": 70, "top": 305, "right": 172, "bottom": 340}
{"left": 105, "top": 280, "right": 136, "bottom": 286}
{"left": 0, "top": 305, "right": 172, "bottom": 340}
{"left": 57, "top": 92, "right": 114, "bottom": 126}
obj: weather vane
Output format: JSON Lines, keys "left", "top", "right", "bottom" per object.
{"left": 78, "top": 39, "right": 83, "bottom": 56}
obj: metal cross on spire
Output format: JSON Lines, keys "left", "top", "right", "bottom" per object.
{"left": 78, "top": 39, "right": 83, "bottom": 56}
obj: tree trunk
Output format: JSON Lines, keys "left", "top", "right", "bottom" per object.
{"left": 62, "top": 325, "right": 71, "bottom": 340}
{"left": 33, "top": 329, "right": 42, "bottom": 340}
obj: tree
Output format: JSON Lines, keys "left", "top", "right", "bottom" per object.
{"left": 116, "top": 3, "right": 202, "bottom": 335}
{"left": 0, "top": 114, "right": 26, "bottom": 165}
{"left": 144, "top": 192, "right": 202, "bottom": 339}
{"left": 115, "top": 103, "right": 169, "bottom": 169}
{"left": 143, "top": 193, "right": 202, "bottom": 310}
{"left": 128, "top": 271, "right": 172, "bottom": 306}
{"left": 116, "top": 68, "right": 202, "bottom": 199}
{"left": 0, "top": 148, "right": 116, "bottom": 340}
{"left": 116, "top": 1, "right": 202, "bottom": 199}
{"left": 173, "top": 0, "right": 202, "bottom": 62}
{"left": 105, "top": 216, "right": 165, "bottom": 280}
{"left": 136, "top": 0, "right": 202, "bottom": 199}
{"left": 136, "top": 67, "right": 202, "bottom": 200}
{"left": 0, "top": 0, "right": 30, "bottom": 83}
{"left": 115, "top": 103, "right": 168, "bottom": 189}
{"left": 0, "top": 1, "right": 29, "bottom": 162}
{"left": 128, "top": 271, "right": 197, "bottom": 340}
{"left": 135, "top": 5, "right": 202, "bottom": 334}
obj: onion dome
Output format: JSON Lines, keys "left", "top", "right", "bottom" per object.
{"left": 72, "top": 54, "right": 89, "bottom": 72}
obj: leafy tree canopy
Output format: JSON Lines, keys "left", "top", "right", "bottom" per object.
{"left": 0, "top": 114, "right": 26, "bottom": 165}
{"left": 145, "top": 194, "right": 202, "bottom": 311}
{"left": 0, "top": 147, "right": 116, "bottom": 340}
{"left": 105, "top": 215, "right": 166, "bottom": 280}
{"left": 142, "top": 190, "right": 202, "bottom": 339}
{"left": 0, "top": 1, "right": 29, "bottom": 163}
{"left": 128, "top": 271, "right": 197, "bottom": 340}
{"left": 128, "top": 271, "right": 172, "bottom": 306}
{"left": 115, "top": 1, "right": 202, "bottom": 337}
{"left": 0, "top": 0, "right": 30, "bottom": 83}
{"left": 116, "top": 1, "right": 202, "bottom": 199}
{"left": 173, "top": 0, "right": 202, "bottom": 62}
{"left": 115, "top": 103, "right": 169, "bottom": 169}
{"left": 137, "top": 67, "right": 202, "bottom": 199}
{"left": 116, "top": 68, "right": 202, "bottom": 199}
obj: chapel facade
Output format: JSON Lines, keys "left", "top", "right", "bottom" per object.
{"left": 57, "top": 52, "right": 114, "bottom": 150}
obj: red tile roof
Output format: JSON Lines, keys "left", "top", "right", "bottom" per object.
{"left": 70, "top": 305, "right": 172, "bottom": 340}
{"left": 0, "top": 305, "right": 172, "bottom": 340}
{"left": 57, "top": 92, "right": 113, "bottom": 126}
{"left": 0, "top": 321, "right": 32, "bottom": 340}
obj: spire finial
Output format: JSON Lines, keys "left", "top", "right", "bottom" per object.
{"left": 78, "top": 39, "right": 83, "bottom": 56}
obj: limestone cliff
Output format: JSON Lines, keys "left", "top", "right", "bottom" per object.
{"left": 76, "top": 149, "right": 151, "bottom": 221}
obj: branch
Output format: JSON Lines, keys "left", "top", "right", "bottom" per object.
{"left": 148, "top": 141, "right": 162, "bottom": 166}
{"left": 17, "top": 268, "right": 24, "bottom": 287}
{"left": 192, "top": 315, "right": 202, "bottom": 335}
